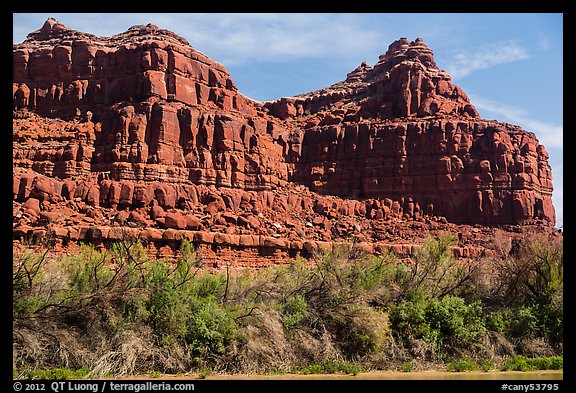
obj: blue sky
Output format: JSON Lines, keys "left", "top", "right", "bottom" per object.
{"left": 13, "top": 13, "right": 563, "bottom": 228}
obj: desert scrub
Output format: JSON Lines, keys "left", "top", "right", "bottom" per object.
{"left": 264, "top": 367, "right": 286, "bottom": 375}
{"left": 12, "top": 233, "right": 563, "bottom": 375}
{"left": 13, "top": 239, "right": 241, "bottom": 374}
{"left": 485, "top": 232, "right": 563, "bottom": 345}
{"left": 400, "top": 232, "right": 463, "bottom": 297}
{"left": 13, "top": 248, "right": 56, "bottom": 316}
{"left": 127, "top": 241, "right": 241, "bottom": 354}
{"left": 337, "top": 360, "right": 364, "bottom": 375}
{"left": 241, "top": 244, "right": 397, "bottom": 358}
{"left": 501, "top": 356, "right": 563, "bottom": 371}
{"left": 509, "top": 304, "right": 563, "bottom": 344}
{"left": 483, "top": 303, "right": 562, "bottom": 346}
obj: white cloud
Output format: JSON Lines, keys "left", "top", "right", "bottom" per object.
{"left": 445, "top": 41, "right": 530, "bottom": 79}
{"left": 471, "top": 96, "right": 563, "bottom": 149}
{"left": 163, "top": 13, "right": 386, "bottom": 66}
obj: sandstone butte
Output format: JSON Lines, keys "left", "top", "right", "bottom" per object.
{"left": 13, "top": 19, "right": 559, "bottom": 269}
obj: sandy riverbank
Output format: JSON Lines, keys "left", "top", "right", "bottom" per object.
{"left": 118, "top": 370, "right": 562, "bottom": 380}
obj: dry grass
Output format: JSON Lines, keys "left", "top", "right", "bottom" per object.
{"left": 14, "top": 319, "right": 99, "bottom": 371}
{"left": 91, "top": 331, "right": 162, "bottom": 377}
{"left": 232, "top": 308, "right": 298, "bottom": 373}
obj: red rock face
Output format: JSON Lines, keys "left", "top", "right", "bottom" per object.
{"left": 293, "top": 119, "right": 554, "bottom": 225}
{"left": 13, "top": 21, "right": 557, "bottom": 266}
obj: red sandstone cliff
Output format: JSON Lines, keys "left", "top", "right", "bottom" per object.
{"left": 266, "top": 37, "right": 554, "bottom": 225}
{"left": 13, "top": 20, "right": 557, "bottom": 265}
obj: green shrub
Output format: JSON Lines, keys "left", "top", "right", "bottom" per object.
{"left": 186, "top": 295, "right": 238, "bottom": 355}
{"left": 122, "top": 293, "right": 150, "bottom": 325}
{"left": 401, "top": 232, "right": 462, "bottom": 297}
{"left": 519, "top": 235, "right": 563, "bottom": 305}
{"left": 12, "top": 236, "right": 563, "bottom": 377}
{"left": 13, "top": 250, "right": 53, "bottom": 316}
{"left": 298, "top": 363, "right": 325, "bottom": 374}
{"left": 530, "top": 356, "right": 563, "bottom": 370}
{"left": 338, "top": 306, "right": 390, "bottom": 355}
{"left": 337, "top": 361, "right": 363, "bottom": 375}
{"left": 19, "top": 368, "right": 91, "bottom": 380}
{"left": 145, "top": 261, "right": 192, "bottom": 344}
{"left": 320, "top": 358, "right": 338, "bottom": 374}
{"left": 479, "top": 360, "right": 495, "bottom": 372}
{"left": 137, "top": 244, "right": 239, "bottom": 353}
{"left": 14, "top": 296, "right": 48, "bottom": 316}
{"left": 314, "top": 244, "right": 399, "bottom": 304}
{"left": 390, "top": 291, "right": 431, "bottom": 344}
{"left": 481, "top": 301, "right": 562, "bottom": 347}
{"left": 547, "top": 356, "right": 563, "bottom": 370}
{"left": 191, "top": 273, "right": 225, "bottom": 299}
{"left": 264, "top": 368, "right": 286, "bottom": 375}
{"left": 501, "top": 356, "right": 563, "bottom": 371}
{"left": 426, "top": 296, "right": 486, "bottom": 347}
{"left": 390, "top": 292, "right": 486, "bottom": 351}
{"left": 198, "top": 367, "right": 212, "bottom": 379}
{"left": 492, "top": 233, "right": 562, "bottom": 309}
{"left": 446, "top": 359, "right": 478, "bottom": 372}
{"left": 295, "top": 359, "right": 364, "bottom": 375}
{"left": 532, "top": 303, "right": 563, "bottom": 344}
{"left": 66, "top": 244, "right": 115, "bottom": 295}
{"left": 281, "top": 294, "right": 309, "bottom": 329}
{"left": 510, "top": 306, "right": 538, "bottom": 337}
{"left": 501, "top": 355, "right": 536, "bottom": 371}
{"left": 400, "top": 362, "right": 413, "bottom": 372}
{"left": 485, "top": 309, "right": 513, "bottom": 333}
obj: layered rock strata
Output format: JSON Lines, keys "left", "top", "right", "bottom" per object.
{"left": 13, "top": 20, "right": 557, "bottom": 266}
